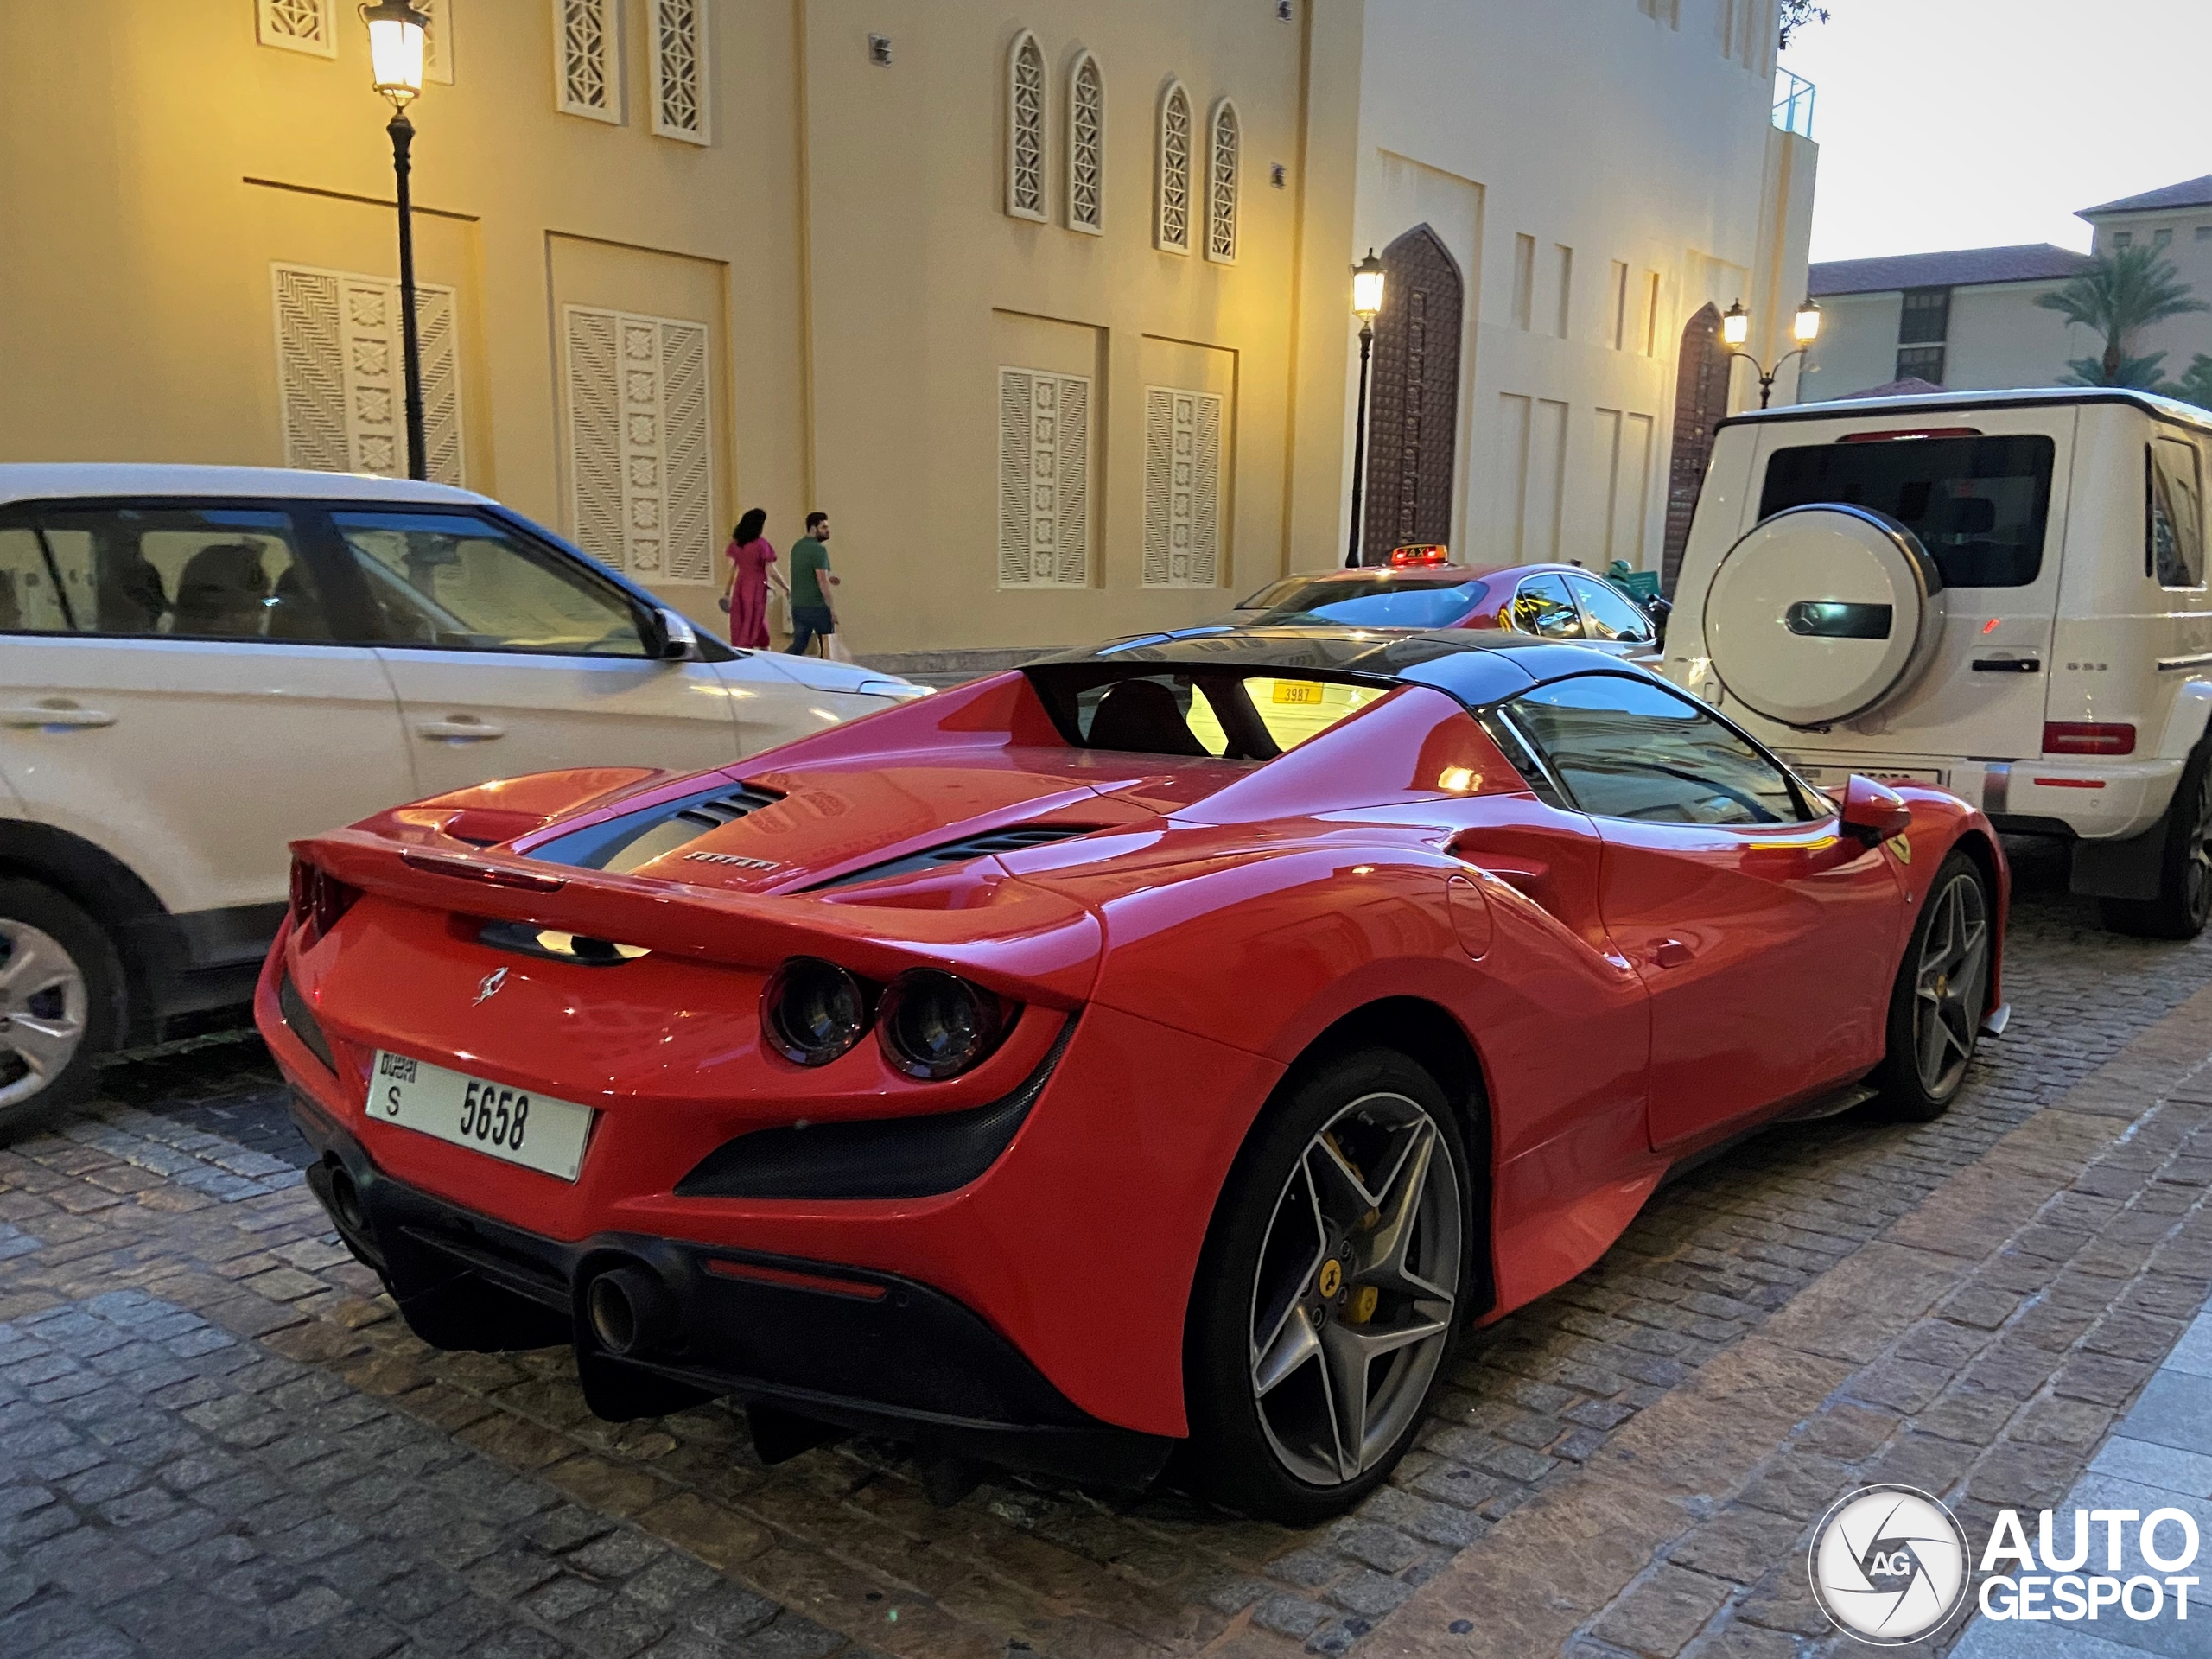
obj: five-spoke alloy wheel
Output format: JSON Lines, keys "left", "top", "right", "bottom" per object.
{"left": 1878, "top": 851, "right": 1992, "bottom": 1120}
{"left": 1185, "top": 1048, "right": 1472, "bottom": 1523}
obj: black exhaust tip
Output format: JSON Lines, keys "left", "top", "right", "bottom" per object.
{"left": 585, "top": 1265, "right": 676, "bottom": 1357}
{"left": 326, "top": 1164, "right": 368, "bottom": 1237}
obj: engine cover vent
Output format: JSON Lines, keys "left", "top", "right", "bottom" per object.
{"left": 809, "top": 823, "right": 1103, "bottom": 891}
{"left": 528, "top": 784, "right": 784, "bottom": 873}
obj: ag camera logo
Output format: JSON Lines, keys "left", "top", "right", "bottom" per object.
{"left": 1808, "top": 1485, "right": 1970, "bottom": 1645}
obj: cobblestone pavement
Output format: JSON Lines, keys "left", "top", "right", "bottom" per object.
{"left": 5, "top": 846, "right": 2212, "bottom": 1658}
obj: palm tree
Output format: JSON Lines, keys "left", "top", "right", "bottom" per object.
{"left": 2062, "top": 349, "right": 2171, "bottom": 393}
{"left": 2169, "top": 353, "right": 2212, "bottom": 413}
{"left": 2039, "top": 245, "right": 2208, "bottom": 385}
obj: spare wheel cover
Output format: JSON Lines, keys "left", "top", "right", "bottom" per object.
{"left": 1703, "top": 504, "right": 1946, "bottom": 728}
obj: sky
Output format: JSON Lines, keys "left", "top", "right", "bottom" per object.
{"left": 1779, "top": 0, "right": 2212, "bottom": 264}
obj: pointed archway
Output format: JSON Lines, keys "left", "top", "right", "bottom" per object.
{"left": 1361, "top": 225, "right": 1464, "bottom": 564}
{"left": 1662, "top": 302, "right": 1728, "bottom": 593}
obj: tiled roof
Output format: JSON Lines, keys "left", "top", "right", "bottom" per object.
{"left": 1820, "top": 376, "right": 1948, "bottom": 403}
{"left": 1808, "top": 245, "right": 2094, "bottom": 297}
{"left": 2081, "top": 175, "right": 2212, "bottom": 217}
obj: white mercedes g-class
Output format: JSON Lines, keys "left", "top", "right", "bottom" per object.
{"left": 1664, "top": 387, "right": 2212, "bottom": 938}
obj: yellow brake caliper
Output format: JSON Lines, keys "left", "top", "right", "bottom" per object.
{"left": 1322, "top": 1134, "right": 1383, "bottom": 1325}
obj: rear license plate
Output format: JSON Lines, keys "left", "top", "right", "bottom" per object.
{"left": 369, "top": 1052, "right": 594, "bottom": 1181}
{"left": 1789, "top": 761, "right": 1948, "bottom": 788}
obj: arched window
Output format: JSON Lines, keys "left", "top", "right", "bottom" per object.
{"left": 1066, "top": 51, "right": 1104, "bottom": 234}
{"left": 1155, "top": 80, "right": 1192, "bottom": 254}
{"left": 1206, "top": 98, "right": 1240, "bottom": 264}
{"left": 1006, "top": 31, "right": 1047, "bottom": 222}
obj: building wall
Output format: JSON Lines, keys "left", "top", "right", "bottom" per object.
{"left": 2091, "top": 209, "right": 2212, "bottom": 378}
{"left": 1800, "top": 281, "right": 2092, "bottom": 397}
{"left": 1797, "top": 291, "right": 1900, "bottom": 398}
{"left": 1345, "top": 0, "right": 1814, "bottom": 576}
{"left": 0, "top": 0, "right": 1363, "bottom": 656}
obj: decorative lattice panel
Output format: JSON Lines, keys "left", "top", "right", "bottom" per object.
{"left": 273, "top": 264, "right": 463, "bottom": 486}
{"left": 418, "top": 0, "right": 454, "bottom": 84}
{"left": 997, "top": 367, "right": 1090, "bottom": 588}
{"left": 564, "top": 305, "right": 717, "bottom": 582}
{"left": 1067, "top": 54, "right": 1103, "bottom": 233}
{"left": 1143, "top": 386, "right": 1223, "bottom": 588}
{"left": 556, "top": 0, "right": 620, "bottom": 122}
{"left": 1156, "top": 83, "right": 1192, "bottom": 253}
{"left": 1206, "top": 99, "right": 1240, "bottom": 264}
{"left": 652, "top": 0, "right": 709, "bottom": 143}
{"left": 257, "top": 0, "right": 336, "bottom": 57}
{"left": 1007, "top": 33, "right": 1046, "bottom": 221}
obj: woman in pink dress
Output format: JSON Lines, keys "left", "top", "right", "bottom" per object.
{"left": 721, "top": 509, "right": 783, "bottom": 649}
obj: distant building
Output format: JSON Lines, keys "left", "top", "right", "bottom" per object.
{"left": 0, "top": 0, "right": 1815, "bottom": 656}
{"left": 1801, "top": 175, "right": 2212, "bottom": 400}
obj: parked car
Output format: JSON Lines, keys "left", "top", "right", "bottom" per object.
{"left": 0, "top": 463, "right": 926, "bottom": 1133}
{"left": 1662, "top": 387, "right": 2212, "bottom": 938}
{"left": 1220, "top": 548, "right": 1663, "bottom": 663}
{"left": 262, "top": 627, "right": 2005, "bottom": 1520}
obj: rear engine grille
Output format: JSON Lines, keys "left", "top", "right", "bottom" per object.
{"left": 528, "top": 784, "right": 784, "bottom": 873}
{"left": 809, "top": 823, "right": 1103, "bottom": 891}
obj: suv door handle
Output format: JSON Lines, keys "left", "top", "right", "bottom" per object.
{"left": 0, "top": 702, "right": 116, "bottom": 729}
{"left": 413, "top": 716, "right": 505, "bottom": 741}
{"left": 1651, "top": 938, "right": 1694, "bottom": 969}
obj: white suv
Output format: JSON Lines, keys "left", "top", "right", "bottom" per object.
{"left": 1664, "top": 388, "right": 2212, "bottom": 938}
{"left": 0, "top": 464, "right": 924, "bottom": 1134}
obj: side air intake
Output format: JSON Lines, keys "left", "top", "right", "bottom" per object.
{"left": 527, "top": 784, "right": 784, "bottom": 874}
{"left": 809, "top": 823, "right": 1102, "bottom": 891}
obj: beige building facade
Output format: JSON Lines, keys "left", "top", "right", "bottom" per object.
{"left": 1, "top": 1, "right": 1813, "bottom": 655}
{"left": 1, "top": 0, "right": 1364, "bottom": 661}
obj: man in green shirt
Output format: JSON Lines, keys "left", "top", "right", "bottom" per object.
{"left": 786, "top": 511, "right": 839, "bottom": 654}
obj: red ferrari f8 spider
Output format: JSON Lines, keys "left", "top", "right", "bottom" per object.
{"left": 259, "top": 631, "right": 2008, "bottom": 1522}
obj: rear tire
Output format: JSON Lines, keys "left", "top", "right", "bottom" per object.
{"left": 1874, "top": 851, "right": 1992, "bottom": 1122}
{"left": 2101, "top": 745, "right": 2212, "bottom": 940}
{"left": 0, "top": 880, "right": 120, "bottom": 1145}
{"left": 1182, "top": 1048, "right": 1471, "bottom": 1525}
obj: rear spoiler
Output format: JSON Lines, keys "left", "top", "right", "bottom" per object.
{"left": 294, "top": 827, "right": 1102, "bottom": 1007}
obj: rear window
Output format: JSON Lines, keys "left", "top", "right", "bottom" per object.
{"left": 1239, "top": 575, "right": 1486, "bottom": 629}
{"left": 1758, "top": 434, "right": 2056, "bottom": 588}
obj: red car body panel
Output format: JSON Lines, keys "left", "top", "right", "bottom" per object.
{"left": 258, "top": 643, "right": 2008, "bottom": 1460}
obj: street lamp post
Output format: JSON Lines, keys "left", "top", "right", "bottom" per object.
{"left": 1721, "top": 296, "right": 1823, "bottom": 409}
{"left": 1345, "top": 249, "right": 1386, "bottom": 569}
{"left": 364, "top": 3, "right": 430, "bottom": 480}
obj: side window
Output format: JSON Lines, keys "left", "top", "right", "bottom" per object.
{"left": 0, "top": 527, "right": 72, "bottom": 632}
{"left": 2149, "top": 438, "right": 2206, "bottom": 589}
{"left": 1507, "top": 575, "right": 1584, "bottom": 639}
{"left": 332, "top": 511, "right": 648, "bottom": 657}
{"left": 1569, "top": 576, "right": 1656, "bottom": 645}
{"left": 1509, "top": 674, "right": 1807, "bottom": 825}
{"left": 27, "top": 506, "right": 333, "bottom": 640}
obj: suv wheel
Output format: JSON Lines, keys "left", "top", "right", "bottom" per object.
{"left": 0, "top": 880, "right": 118, "bottom": 1143}
{"left": 1181, "top": 1049, "right": 1471, "bottom": 1524}
{"left": 2101, "top": 744, "right": 2212, "bottom": 941}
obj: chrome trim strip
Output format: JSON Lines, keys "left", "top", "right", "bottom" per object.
{"left": 2157, "top": 652, "right": 2212, "bottom": 672}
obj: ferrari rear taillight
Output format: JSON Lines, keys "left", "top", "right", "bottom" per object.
{"left": 2043, "top": 721, "right": 2136, "bottom": 757}
{"left": 760, "top": 956, "right": 1011, "bottom": 1079}
{"left": 760, "top": 957, "right": 871, "bottom": 1066}
{"left": 288, "top": 857, "right": 359, "bottom": 946}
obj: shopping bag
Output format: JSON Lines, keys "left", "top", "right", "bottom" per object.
{"left": 824, "top": 632, "right": 855, "bottom": 664}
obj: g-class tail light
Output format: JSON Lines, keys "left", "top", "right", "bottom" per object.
{"left": 2043, "top": 722, "right": 2136, "bottom": 757}
{"left": 288, "top": 857, "right": 359, "bottom": 945}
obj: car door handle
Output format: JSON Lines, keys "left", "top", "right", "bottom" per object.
{"left": 413, "top": 716, "right": 506, "bottom": 741}
{"left": 0, "top": 702, "right": 117, "bottom": 729}
{"left": 1651, "top": 938, "right": 1694, "bottom": 969}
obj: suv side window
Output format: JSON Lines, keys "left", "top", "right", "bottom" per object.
{"left": 16, "top": 506, "right": 335, "bottom": 640}
{"left": 332, "top": 510, "right": 649, "bottom": 657}
{"left": 1568, "top": 575, "right": 1656, "bottom": 645}
{"left": 1508, "top": 674, "right": 1808, "bottom": 825}
{"left": 2149, "top": 437, "right": 2206, "bottom": 589}
{"left": 1507, "top": 575, "right": 1584, "bottom": 639}
{"left": 0, "top": 527, "right": 71, "bottom": 631}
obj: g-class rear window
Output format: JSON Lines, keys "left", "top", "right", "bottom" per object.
{"left": 1759, "top": 434, "right": 2056, "bottom": 588}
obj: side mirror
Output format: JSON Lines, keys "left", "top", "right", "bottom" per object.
{"left": 1834, "top": 773, "right": 1912, "bottom": 846}
{"left": 645, "top": 607, "right": 699, "bottom": 661}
